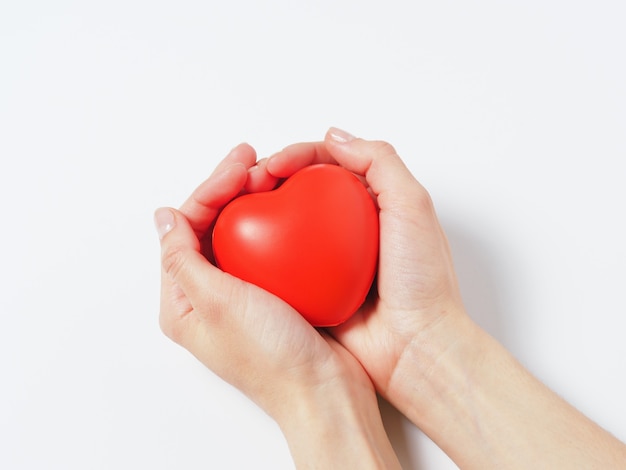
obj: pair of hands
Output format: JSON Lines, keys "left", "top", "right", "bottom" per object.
{"left": 157, "top": 128, "right": 626, "bottom": 469}
{"left": 155, "top": 127, "right": 466, "bottom": 465}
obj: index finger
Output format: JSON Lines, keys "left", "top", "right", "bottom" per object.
{"left": 180, "top": 143, "right": 257, "bottom": 238}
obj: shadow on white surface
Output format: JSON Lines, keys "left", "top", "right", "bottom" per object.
{"left": 379, "top": 396, "right": 423, "bottom": 470}
{"left": 443, "top": 219, "right": 514, "bottom": 349}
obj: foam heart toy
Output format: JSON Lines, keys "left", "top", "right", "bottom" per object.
{"left": 212, "top": 164, "right": 379, "bottom": 326}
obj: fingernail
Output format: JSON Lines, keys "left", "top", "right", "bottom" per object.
{"left": 154, "top": 208, "right": 176, "bottom": 240}
{"left": 328, "top": 127, "right": 356, "bottom": 143}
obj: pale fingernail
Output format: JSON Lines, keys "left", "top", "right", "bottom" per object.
{"left": 154, "top": 208, "right": 176, "bottom": 240}
{"left": 328, "top": 127, "right": 356, "bottom": 143}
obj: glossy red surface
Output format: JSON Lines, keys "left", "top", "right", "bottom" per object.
{"left": 212, "top": 164, "right": 379, "bottom": 326}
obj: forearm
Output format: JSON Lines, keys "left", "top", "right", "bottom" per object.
{"left": 276, "top": 379, "right": 401, "bottom": 470}
{"left": 388, "top": 312, "right": 626, "bottom": 469}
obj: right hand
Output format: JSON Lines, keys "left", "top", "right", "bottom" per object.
{"left": 265, "top": 128, "right": 470, "bottom": 399}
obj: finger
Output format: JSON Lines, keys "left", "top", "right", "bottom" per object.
{"left": 244, "top": 158, "right": 280, "bottom": 193}
{"left": 179, "top": 143, "right": 256, "bottom": 236}
{"left": 266, "top": 141, "right": 336, "bottom": 178}
{"left": 159, "top": 268, "right": 193, "bottom": 336}
{"left": 325, "top": 128, "right": 456, "bottom": 312}
{"left": 179, "top": 161, "right": 249, "bottom": 239}
{"left": 324, "top": 127, "right": 431, "bottom": 211}
{"left": 211, "top": 142, "right": 257, "bottom": 177}
{"left": 155, "top": 207, "right": 225, "bottom": 309}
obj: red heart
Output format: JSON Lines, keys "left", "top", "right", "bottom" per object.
{"left": 212, "top": 164, "right": 379, "bottom": 327}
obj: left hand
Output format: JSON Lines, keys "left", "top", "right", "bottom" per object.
{"left": 155, "top": 143, "right": 400, "bottom": 468}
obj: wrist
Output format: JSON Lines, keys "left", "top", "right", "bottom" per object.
{"left": 385, "top": 308, "right": 488, "bottom": 459}
{"left": 275, "top": 363, "right": 401, "bottom": 469}
{"left": 385, "top": 308, "right": 626, "bottom": 469}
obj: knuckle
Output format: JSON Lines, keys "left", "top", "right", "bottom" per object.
{"left": 382, "top": 179, "right": 434, "bottom": 217}
{"left": 370, "top": 140, "right": 398, "bottom": 158}
{"left": 412, "top": 185, "right": 435, "bottom": 212}
{"left": 158, "top": 286, "right": 192, "bottom": 344}
{"left": 161, "top": 245, "right": 188, "bottom": 281}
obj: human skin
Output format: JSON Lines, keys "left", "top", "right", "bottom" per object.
{"left": 156, "top": 142, "right": 400, "bottom": 469}
{"left": 156, "top": 128, "right": 626, "bottom": 469}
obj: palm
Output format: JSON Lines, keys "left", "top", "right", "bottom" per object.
{"left": 264, "top": 137, "right": 463, "bottom": 396}
{"left": 162, "top": 143, "right": 374, "bottom": 411}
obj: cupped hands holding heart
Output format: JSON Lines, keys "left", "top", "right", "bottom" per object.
{"left": 156, "top": 128, "right": 462, "bottom": 468}
{"left": 156, "top": 128, "right": 626, "bottom": 469}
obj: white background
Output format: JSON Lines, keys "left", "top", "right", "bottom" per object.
{"left": 1, "top": 1, "right": 625, "bottom": 469}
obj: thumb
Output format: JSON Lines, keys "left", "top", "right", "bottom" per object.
{"left": 154, "top": 207, "right": 211, "bottom": 300}
{"left": 324, "top": 127, "right": 430, "bottom": 210}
